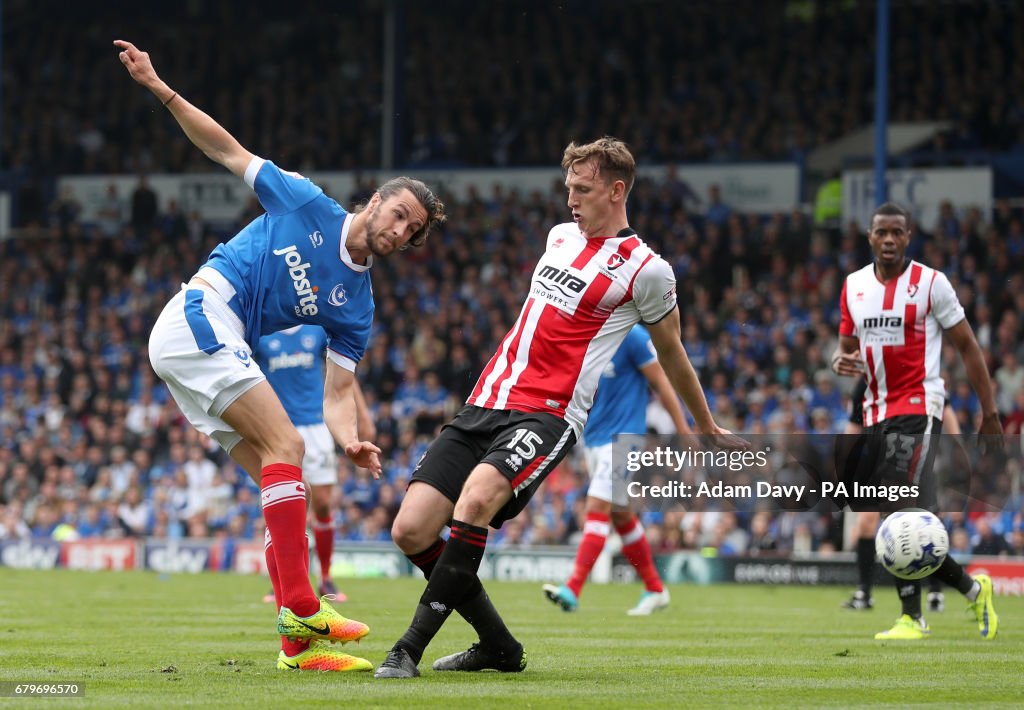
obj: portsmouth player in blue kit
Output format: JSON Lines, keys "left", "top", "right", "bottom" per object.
{"left": 254, "top": 325, "right": 375, "bottom": 602}
{"left": 543, "top": 324, "right": 692, "bottom": 615}
{"left": 116, "top": 40, "right": 445, "bottom": 672}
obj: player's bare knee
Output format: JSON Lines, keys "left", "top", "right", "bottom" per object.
{"left": 390, "top": 513, "right": 428, "bottom": 554}
{"left": 272, "top": 427, "right": 305, "bottom": 465}
{"left": 454, "top": 487, "right": 502, "bottom": 526}
{"left": 610, "top": 510, "right": 633, "bottom": 528}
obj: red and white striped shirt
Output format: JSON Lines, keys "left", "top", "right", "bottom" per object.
{"left": 839, "top": 260, "right": 965, "bottom": 426}
{"left": 467, "top": 222, "right": 676, "bottom": 435}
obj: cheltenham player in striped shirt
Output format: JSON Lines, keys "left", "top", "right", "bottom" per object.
{"left": 832, "top": 202, "right": 1003, "bottom": 641}
{"left": 375, "top": 137, "right": 744, "bottom": 678}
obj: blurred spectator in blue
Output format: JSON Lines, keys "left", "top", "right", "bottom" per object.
{"left": 948, "top": 380, "right": 980, "bottom": 422}
{"left": 704, "top": 184, "right": 732, "bottom": 227}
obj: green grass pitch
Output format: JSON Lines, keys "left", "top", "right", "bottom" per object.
{"left": 0, "top": 569, "right": 1021, "bottom": 708}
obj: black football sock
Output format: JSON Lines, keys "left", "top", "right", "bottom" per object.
{"left": 930, "top": 554, "right": 975, "bottom": 597}
{"left": 927, "top": 575, "right": 943, "bottom": 595}
{"left": 458, "top": 586, "right": 517, "bottom": 650}
{"left": 405, "top": 537, "right": 516, "bottom": 649}
{"left": 397, "top": 520, "right": 488, "bottom": 664}
{"left": 897, "top": 578, "right": 922, "bottom": 619}
{"left": 856, "top": 537, "right": 875, "bottom": 596}
{"left": 406, "top": 538, "right": 445, "bottom": 579}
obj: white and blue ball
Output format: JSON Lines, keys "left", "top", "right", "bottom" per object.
{"left": 875, "top": 510, "right": 949, "bottom": 580}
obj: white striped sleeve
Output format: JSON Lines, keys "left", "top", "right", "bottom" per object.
{"left": 243, "top": 156, "right": 266, "bottom": 189}
{"left": 326, "top": 349, "right": 357, "bottom": 372}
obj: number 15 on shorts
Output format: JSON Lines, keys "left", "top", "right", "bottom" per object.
{"left": 504, "top": 428, "right": 543, "bottom": 471}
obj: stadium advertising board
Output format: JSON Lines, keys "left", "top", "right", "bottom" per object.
{"left": 967, "top": 560, "right": 1024, "bottom": 597}
{"left": 639, "top": 163, "right": 801, "bottom": 215}
{"left": 2, "top": 540, "right": 1020, "bottom": 596}
{"left": 728, "top": 558, "right": 860, "bottom": 586}
{"left": 0, "top": 539, "right": 62, "bottom": 569}
{"left": 647, "top": 552, "right": 861, "bottom": 586}
{"left": 61, "top": 539, "right": 136, "bottom": 571}
{"left": 842, "top": 167, "right": 992, "bottom": 233}
{"left": 480, "top": 549, "right": 578, "bottom": 582}
{"left": 228, "top": 541, "right": 269, "bottom": 575}
{"left": 327, "top": 546, "right": 408, "bottom": 579}
{"left": 143, "top": 540, "right": 213, "bottom": 574}
{"left": 57, "top": 162, "right": 800, "bottom": 227}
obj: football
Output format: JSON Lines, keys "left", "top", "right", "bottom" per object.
{"left": 875, "top": 510, "right": 949, "bottom": 580}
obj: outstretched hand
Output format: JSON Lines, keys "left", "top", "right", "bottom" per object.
{"left": 113, "top": 40, "right": 161, "bottom": 90}
{"left": 344, "top": 441, "right": 383, "bottom": 480}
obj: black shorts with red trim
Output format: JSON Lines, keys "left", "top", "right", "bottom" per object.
{"left": 409, "top": 404, "right": 577, "bottom": 528}
{"left": 837, "top": 414, "right": 942, "bottom": 512}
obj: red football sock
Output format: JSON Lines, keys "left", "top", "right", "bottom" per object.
{"left": 266, "top": 529, "right": 310, "bottom": 656}
{"left": 566, "top": 512, "right": 610, "bottom": 597}
{"left": 312, "top": 513, "right": 334, "bottom": 584}
{"left": 617, "top": 516, "right": 663, "bottom": 593}
{"left": 303, "top": 533, "right": 311, "bottom": 589}
{"left": 264, "top": 528, "right": 283, "bottom": 611}
{"left": 261, "top": 463, "right": 318, "bottom": 617}
{"left": 281, "top": 637, "right": 311, "bottom": 656}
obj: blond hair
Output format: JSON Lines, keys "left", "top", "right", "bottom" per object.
{"left": 561, "top": 137, "right": 636, "bottom": 197}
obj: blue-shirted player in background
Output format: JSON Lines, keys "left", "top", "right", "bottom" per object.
{"left": 116, "top": 40, "right": 445, "bottom": 672}
{"left": 255, "top": 325, "right": 375, "bottom": 603}
{"left": 543, "top": 324, "right": 692, "bottom": 615}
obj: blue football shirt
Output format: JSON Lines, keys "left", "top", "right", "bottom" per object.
{"left": 582, "top": 324, "right": 658, "bottom": 447}
{"left": 252, "top": 325, "right": 327, "bottom": 426}
{"left": 201, "top": 158, "right": 374, "bottom": 367}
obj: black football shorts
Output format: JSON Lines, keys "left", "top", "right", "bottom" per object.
{"left": 838, "top": 414, "right": 942, "bottom": 512}
{"left": 410, "top": 404, "right": 576, "bottom": 527}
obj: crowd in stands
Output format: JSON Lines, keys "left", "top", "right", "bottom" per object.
{"left": 5, "top": 0, "right": 1023, "bottom": 190}
{"left": 2, "top": 0, "right": 1023, "bottom": 563}
{"left": 1, "top": 170, "right": 1023, "bottom": 559}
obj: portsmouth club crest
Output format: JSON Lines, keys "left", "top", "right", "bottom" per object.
{"left": 328, "top": 284, "right": 348, "bottom": 306}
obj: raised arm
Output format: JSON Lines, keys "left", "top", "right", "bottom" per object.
{"left": 114, "top": 40, "right": 254, "bottom": 179}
